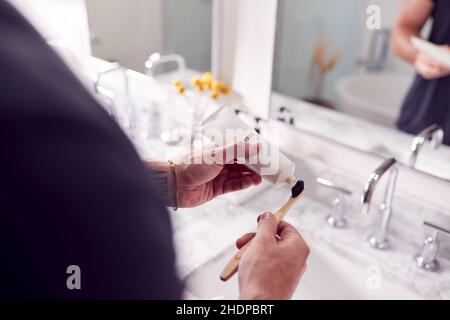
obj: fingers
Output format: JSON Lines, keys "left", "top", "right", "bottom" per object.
{"left": 226, "top": 163, "right": 256, "bottom": 174}
{"left": 221, "top": 172, "right": 261, "bottom": 194}
{"left": 232, "top": 140, "right": 260, "bottom": 164}
{"left": 420, "top": 53, "right": 440, "bottom": 69}
{"left": 236, "top": 232, "right": 256, "bottom": 249}
{"left": 222, "top": 176, "right": 253, "bottom": 193}
{"left": 277, "top": 221, "right": 302, "bottom": 240}
{"left": 416, "top": 52, "right": 450, "bottom": 79}
{"left": 252, "top": 174, "right": 262, "bottom": 185}
{"left": 277, "top": 221, "right": 310, "bottom": 259}
{"left": 207, "top": 141, "right": 260, "bottom": 165}
{"left": 235, "top": 221, "right": 296, "bottom": 250}
{"left": 256, "top": 214, "right": 301, "bottom": 241}
{"left": 227, "top": 171, "right": 257, "bottom": 180}
{"left": 255, "top": 212, "right": 277, "bottom": 242}
{"left": 226, "top": 164, "right": 262, "bottom": 185}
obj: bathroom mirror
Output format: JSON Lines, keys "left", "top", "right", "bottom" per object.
{"left": 85, "top": 0, "right": 212, "bottom": 73}
{"left": 270, "top": 0, "right": 450, "bottom": 181}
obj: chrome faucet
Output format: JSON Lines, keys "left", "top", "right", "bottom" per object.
{"left": 415, "top": 221, "right": 450, "bottom": 272}
{"left": 357, "top": 29, "right": 390, "bottom": 72}
{"left": 408, "top": 124, "right": 444, "bottom": 168}
{"left": 144, "top": 53, "right": 186, "bottom": 78}
{"left": 317, "top": 177, "right": 352, "bottom": 228}
{"left": 361, "top": 158, "right": 398, "bottom": 250}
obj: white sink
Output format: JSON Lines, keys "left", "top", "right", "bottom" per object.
{"left": 184, "top": 234, "right": 423, "bottom": 300}
{"left": 335, "top": 73, "right": 414, "bottom": 127}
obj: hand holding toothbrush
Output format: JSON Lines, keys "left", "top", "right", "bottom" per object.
{"left": 237, "top": 212, "right": 310, "bottom": 300}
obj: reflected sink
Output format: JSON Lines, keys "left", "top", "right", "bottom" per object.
{"left": 184, "top": 234, "right": 423, "bottom": 300}
{"left": 335, "top": 72, "right": 414, "bottom": 127}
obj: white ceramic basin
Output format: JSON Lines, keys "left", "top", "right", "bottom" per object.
{"left": 184, "top": 234, "right": 423, "bottom": 300}
{"left": 335, "top": 73, "right": 414, "bottom": 127}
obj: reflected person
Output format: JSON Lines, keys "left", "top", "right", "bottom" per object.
{"left": 392, "top": 0, "right": 450, "bottom": 145}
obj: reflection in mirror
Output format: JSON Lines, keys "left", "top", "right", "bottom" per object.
{"left": 270, "top": 0, "right": 450, "bottom": 181}
{"left": 86, "top": 0, "right": 212, "bottom": 73}
{"left": 85, "top": 0, "right": 213, "bottom": 150}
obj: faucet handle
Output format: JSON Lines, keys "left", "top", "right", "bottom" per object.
{"left": 144, "top": 53, "right": 186, "bottom": 78}
{"left": 408, "top": 124, "right": 444, "bottom": 167}
{"left": 276, "top": 106, "right": 295, "bottom": 126}
{"left": 415, "top": 221, "right": 450, "bottom": 272}
{"left": 317, "top": 177, "right": 352, "bottom": 195}
{"left": 94, "top": 62, "right": 122, "bottom": 94}
{"left": 415, "top": 124, "right": 444, "bottom": 149}
{"left": 316, "top": 177, "right": 352, "bottom": 228}
{"left": 428, "top": 127, "right": 444, "bottom": 149}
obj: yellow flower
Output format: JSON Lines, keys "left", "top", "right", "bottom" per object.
{"left": 191, "top": 76, "right": 201, "bottom": 87}
{"left": 211, "top": 80, "right": 222, "bottom": 91}
{"left": 221, "top": 85, "right": 231, "bottom": 95}
{"left": 202, "top": 72, "right": 213, "bottom": 82}
{"left": 210, "top": 89, "right": 219, "bottom": 100}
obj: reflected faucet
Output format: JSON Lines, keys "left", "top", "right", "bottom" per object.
{"left": 357, "top": 29, "right": 390, "bottom": 72}
{"left": 144, "top": 53, "right": 187, "bottom": 146}
{"left": 361, "top": 158, "right": 398, "bottom": 250}
{"left": 94, "top": 62, "right": 136, "bottom": 136}
{"left": 408, "top": 124, "right": 444, "bottom": 168}
{"left": 144, "top": 53, "right": 186, "bottom": 78}
{"left": 94, "top": 62, "right": 122, "bottom": 94}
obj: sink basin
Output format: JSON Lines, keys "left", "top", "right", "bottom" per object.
{"left": 335, "top": 73, "right": 414, "bottom": 127}
{"left": 184, "top": 234, "right": 423, "bottom": 300}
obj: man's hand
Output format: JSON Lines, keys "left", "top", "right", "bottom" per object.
{"left": 146, "top": 142, "right": 262, "bottom": 208}
{"left": 175, "top": 142, "right": 262, "bottom": 208}
{"left": 237, "top": 212, "right": 309, "bottom": 300}
{"left": 415, "top": 46, "right": 450, "bottom": 80}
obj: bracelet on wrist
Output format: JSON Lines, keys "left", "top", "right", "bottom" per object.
{"left": 168, "top": 160, "right": 179, "bottom": 210}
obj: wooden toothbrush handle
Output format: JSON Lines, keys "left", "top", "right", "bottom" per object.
{"left": 219, "top": 196, "right": 301, "bottom": 281}
{"left": 220, "top": 240, "right": 252, "bottom": 281}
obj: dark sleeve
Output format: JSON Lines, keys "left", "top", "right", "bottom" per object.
{"left": 0, "top": 1, "right": 182, "bottom": 299}
{"left": 146, "top": 162, "right": 178, "bottom": 208}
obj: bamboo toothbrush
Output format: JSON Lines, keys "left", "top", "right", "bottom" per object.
{"left": 220, "top": 180, "right": 306, "bottom": 281}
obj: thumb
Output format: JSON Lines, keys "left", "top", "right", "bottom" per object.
{"left": 256, "top": 212, "right": 277, "bottom": 241}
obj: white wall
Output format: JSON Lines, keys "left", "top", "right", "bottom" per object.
{"left": 86, "top": 0, "right": 164, "bottom": 72}
{"left": 273, "top": 0, "right": 360, "bottom": 100}
{"left": 86, "top": 0, "right": 212, "bottom": 73}
{"left": 214, "top": 0, "right": 278, "bottom": 118}
{"left": 164, "top": 0, "right": 212, "bottom": 72}
{"left": 8, "top": 0, "right": 91, "bottom": 58}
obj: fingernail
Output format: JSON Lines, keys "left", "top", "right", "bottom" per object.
{"left": 261, "top": 212, "right": 273, "bottom": 221}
